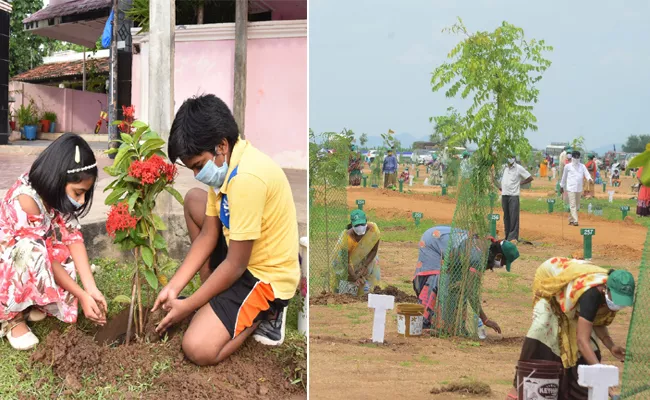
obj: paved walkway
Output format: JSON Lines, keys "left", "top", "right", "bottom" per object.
{"left": 0, "top": 153, "right": 307, "bottom": 235}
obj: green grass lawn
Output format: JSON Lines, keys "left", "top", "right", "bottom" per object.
{"left": 0, "top": 257, "right": 305, "bottom": 398}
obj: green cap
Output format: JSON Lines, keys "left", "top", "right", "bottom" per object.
{"left": 607, "top": 270, "right": 635, "bottom": 307}
{"left": 350, "top": 209, "right": 367, "bottom": 226}
{"left": 501, "top": 241, "right": 519, "bottom": 272}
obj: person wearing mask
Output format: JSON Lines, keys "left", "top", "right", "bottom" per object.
{"left": 382, "top": 149, "right": 398, "bottom": 189}
{"left": 560, "top": 151, "right": 593, "bottom": 226}
{"left": 584, "top": 153, "right": 597, "bottom": 199}
{"left": 413, "top": 225, "right": 519, "bottom": 336}
{"left": 558, "top": 146, "right": 570, "bottom": 179}
{"left": 509, "top": 259, "right": 634, "bottom": 400}
{"left": 330, "top": 210, "right": 381, "bottom": 296}
{"left": 499, "top": 154, "right": 533, "bottom": 243}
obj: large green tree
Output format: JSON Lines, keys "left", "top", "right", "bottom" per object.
{"left": 430, "top": 106, "right": 467, "bottom": 147}
{"left": 431, "top": 18, "right": 552, "bottom": 164}
{"left": 9, "top": 0, "right": 98, "bottom": 77}
{"left": 622, "top": 135, "right": 650, "bottom": 153}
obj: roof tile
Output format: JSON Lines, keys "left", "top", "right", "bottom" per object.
{"left": 11, "top": 58, "right": 108, "bottom": 82}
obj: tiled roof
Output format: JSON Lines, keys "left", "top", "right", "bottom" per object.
{"left": 11, "top": 58, "right": 108, "bottom": 82}
{"left": 23, "top": 0, "right": 111, "bottom": 23}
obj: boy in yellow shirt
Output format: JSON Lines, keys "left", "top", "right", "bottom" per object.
{"left": 152, "top": 94, "right": 300, "bottom": 365}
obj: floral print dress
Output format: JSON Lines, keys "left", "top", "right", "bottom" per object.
{"left": 0, "top": 174, "right": 83, "bottom": 323}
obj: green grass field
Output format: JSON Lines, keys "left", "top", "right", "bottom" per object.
{"left": 0, "top": 258, "right": 305, "bottom": 398}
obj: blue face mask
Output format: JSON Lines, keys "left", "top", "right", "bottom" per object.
{"left": 195, "top": 153, "right": 229, "bottom": 188}
{"left": 68, "top": 195, "right": 83, "bottom": 209}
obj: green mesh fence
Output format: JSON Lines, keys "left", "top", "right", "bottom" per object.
{"left": 309, "top": 135, "right": 349, "bottom": 296}
{"left": 620, "top": 227, "right": 650, "bottom": 399}
{"left": 433, "top": 157, "right": 493, "bottom": 338}
{"left": 370, "top": 151, "right": 383, "bottom": 188}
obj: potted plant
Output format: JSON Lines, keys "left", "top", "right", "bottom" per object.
{"left": 17, "top": 102, "right": 39, "bottom": 140}
{"left": 40, "top": 111, "right": 51, "bottom": 133}
{"left": 43, "top": 111, "right": 58, "bottom": 132}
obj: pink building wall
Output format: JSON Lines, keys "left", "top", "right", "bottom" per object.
{"left": 131, "top": 23, "right": 307, "bottom": 169}
{"left": 9, "top": 81, "right": 108, "bottom": 134}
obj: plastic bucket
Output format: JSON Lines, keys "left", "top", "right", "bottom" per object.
{"left": 396, "top": 303, "right": 424, "bottom": 337}
{"left": 516, "top": 359, "right": 562, "bottom": 400}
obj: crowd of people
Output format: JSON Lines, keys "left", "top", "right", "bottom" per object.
{"left": 335, "top": 143, "right": 641, "bottom": 399}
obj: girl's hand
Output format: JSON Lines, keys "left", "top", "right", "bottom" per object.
{"left": 611, "top": 345, "right": 626, "bottom": 361}
{"left": 86, "top": 286, "right": 108, "bottom": 316}
{"left": 80, "top": 293, "right": 106, "bottom": 325}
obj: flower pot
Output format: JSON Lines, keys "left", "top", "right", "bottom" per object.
{"left": 49, "top": 122, "right": 56, "bottom": 133}
{"left": 9, "top": 121, "right": 15, "bottom": 131}
{"left": 40, "top": 119, "right": 51, "bottom": 133}
{"left": 24, "top": 125, "right": 38, "bottom": 141}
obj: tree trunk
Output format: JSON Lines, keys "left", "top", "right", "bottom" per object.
{"left": 125, "top": 272, "right": 137, "bottom": 345}
{"left": 233, "top": 0, "right": 248, "bottom": 138}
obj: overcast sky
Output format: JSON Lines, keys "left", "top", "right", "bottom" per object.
{"left": 309, "top": 0, "right": 650, "bottom": 151}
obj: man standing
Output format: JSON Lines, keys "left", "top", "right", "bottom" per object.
{"left": 558, "top": 146, "right": 570, "bottom": 179}
{"left": 382, "top": 148, "right": 397, "bottom": 188}
{"left": 584, "top": 153, "right": 597, "bottom": 199}
{"left": 561, "top": 150, "right": 593, "bottom": 226}
{"left": 499, "top": 154, "right": 533, "bottom": 242}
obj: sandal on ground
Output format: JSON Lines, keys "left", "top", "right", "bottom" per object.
{"left": 25, "top": 308, "right": 47, "bottom": 322}
{"left": 1, "top": 315, "right": 39, "bottom": 350}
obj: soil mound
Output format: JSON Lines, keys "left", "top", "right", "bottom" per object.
{"left": 430, "top": 380, "right": 492, "bottom": 396}
{"left": 310, "top": 292, "right": 362, "bottom": 305}
{"left": 372, "top": 285, "right": 418, "bottom": 303}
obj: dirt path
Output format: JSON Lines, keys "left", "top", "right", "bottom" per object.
{"left": 309, "top": 240, "right": 637, "bottom": 400}
{"left": 347, "top": 187, "right": 644, "bottom": 261}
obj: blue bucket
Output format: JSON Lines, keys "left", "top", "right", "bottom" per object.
{"left": 24, "top": 125, "right": 37, "bottom": 140}
{"left": 49, "top": 122, "right": 56, "bottom": 133}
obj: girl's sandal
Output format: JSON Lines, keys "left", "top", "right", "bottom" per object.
{"left": 1, "top": 315, "right": 39, "bottom": 351}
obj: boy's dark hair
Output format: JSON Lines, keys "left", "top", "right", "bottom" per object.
{"left": 168, "top": 94, "right": 240, "bottom": 163}
{"left": 29, "top": 133, "right": 98, "bottom": 218}
{"left": 572, "top": 150, "right": 581, "bottom": 158}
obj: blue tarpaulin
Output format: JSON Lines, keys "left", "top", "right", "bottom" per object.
{"left": 101, "top": 9, "right": 114, "bottom": 48}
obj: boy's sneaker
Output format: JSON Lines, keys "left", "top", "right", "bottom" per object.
{"left": 253, "top": 307, "right": 287, "bottom": 346}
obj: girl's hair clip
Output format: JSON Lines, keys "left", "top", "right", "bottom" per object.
{"left": 67, "top": 163, "right": 97, "bottom": 174}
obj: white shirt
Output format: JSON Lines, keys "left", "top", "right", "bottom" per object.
{"left": 561, "top": 161, "right": 592, "bottom": 192}
{"left": 501, "top": 163, "right": 532, "bottom": 196}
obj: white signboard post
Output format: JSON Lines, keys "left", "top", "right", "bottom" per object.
{"left": 368, "top": 294, "right": 395, "bottom": 343}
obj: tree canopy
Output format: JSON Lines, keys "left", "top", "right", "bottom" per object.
{"left": 431, "top": 18, "right": 552, "bottom": 165}
{"left": 622, "top": 135, "right": 650, "bottom": 153}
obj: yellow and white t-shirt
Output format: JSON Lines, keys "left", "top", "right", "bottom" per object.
{"left": 206, "top": 139, "right": 300, "bottom": 300}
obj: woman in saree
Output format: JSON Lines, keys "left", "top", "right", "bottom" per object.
{"left": 636, "top": 167, "right": 650, "bottom": 216}
{"left": 331, "top": 209, "right": 381, "bottom": 296}
{"left": 509, "top": 258, "right": 635, "bottom": 400}
{"left": 539, "top": 157, "right": 548, "bottom": 178}
{"left": 348, "top": 145, "right": 363, "bottom": 186}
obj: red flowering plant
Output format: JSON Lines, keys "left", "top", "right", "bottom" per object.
{"left": 104, "top": 107, "right": 183, "bottom": 342}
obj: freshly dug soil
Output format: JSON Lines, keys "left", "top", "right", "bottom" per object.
{"left": 29, "top": 316, "right": 306, "bottom": 399}
{"left": 310, "top": 292, "right": 362, "bottom": 305}
{"left": 372, "top": 285, "right": 418, "bottom": 303}
{"left": 430, "top": 380, "right": 492, "bottom": 396}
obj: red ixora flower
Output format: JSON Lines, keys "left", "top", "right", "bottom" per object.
{"left": 106, "top": 202, "right": 139, "bottom": 238}
{"left": 128, "top": 155, "right": 177, "bottom": 185}
{"left": 118, "top": 105, "right": 136, "bottom": 134}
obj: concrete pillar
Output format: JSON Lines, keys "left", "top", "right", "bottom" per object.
{"left": 148, "top": 0, "right": 175, "bottom": 142}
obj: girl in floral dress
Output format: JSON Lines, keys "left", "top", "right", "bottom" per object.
{"left": 0, "top": 133, "right": 107, "bottom": 350}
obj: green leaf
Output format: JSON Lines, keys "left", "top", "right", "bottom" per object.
{"left": 131, "top": 120, "right": 148, "bottom": 128}
{"left": 105, "top": 188, "right": 128, "bottom": 205}
{"left": 103, "top": 165, "right": 121, "bottom": 177}
{"left": 113, "top": 146, "right": 136, "bottom": 171}
{"left": 113, "top": 295, "right": 132, "bottom": 304}
{"left": 123, "top": 175, "right": 141, "bottom": 184}
{"left": 165, "top": 186, "right": 184, "bottom": 205}
{"left": 153, "top": 233, "right": 167, "bottom": 249}
{"left": 141, "top": 130, "right": 159, "bottom": 141}
{"left": 141, "top": 246, "right": 154, "bottom": 267}
{"left": 143, "top": 269, "right": 159, "bottom": 290}
{"left": 140, "top": 138, "right": 166, "bottom": 157}
{"left": 152, "top": 215, "right": 167, "bottom": 231}
{"left": 120, "top": 239, "right": 137, "bottom": 251}
{"left": 628, "top": 151, "right": 650, "bottom": 169}
{"left": 120, "top": 133, "right": 133, "bottom": 144}
{"left": 105, "top": 147, "right": 119, "bottom": 155}
{"left": 114, "top": 230, "right": 128, "bottom": 242}
{"left": 132, "top": 125, "right": 149, "bottom": 145}
{"left": 127, "top": 191, "right": 139, "bottom": 211}
{"left": 111, "top": 120, "right": 123, "bottom": 126}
